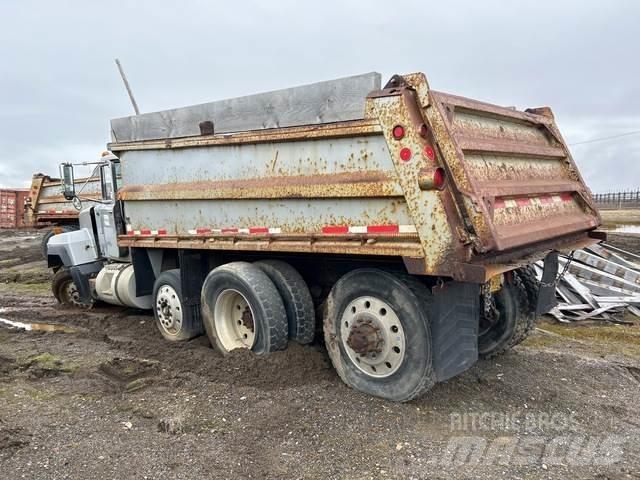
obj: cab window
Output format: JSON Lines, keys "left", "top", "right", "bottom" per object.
{"left": 100, "top": 164, "right": 114, "bottom": 201}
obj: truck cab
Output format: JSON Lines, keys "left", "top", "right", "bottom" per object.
{"left": 47, "top": 152, "right": 148, "bottom": 309}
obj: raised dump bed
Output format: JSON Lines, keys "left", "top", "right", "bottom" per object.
{"left": 48, "top": 72, "right": 602, "bottom": 401}
{"left": 111, "top": 72, "right": 600, "bottom": 282}
{"left": 25, "top": 172, "right": 101, "bottom": 227}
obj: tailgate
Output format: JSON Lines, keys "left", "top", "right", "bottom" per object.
{"left": 427, "top": 91, "right": 600, "bottom": 253}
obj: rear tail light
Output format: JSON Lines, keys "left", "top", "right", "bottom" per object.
{"left": 418, "top": 167, "right": 446, "bottom": 190}
{"left": 392, "top": 125, "right": 405, "bottom": 140}
{"left": 423, "top": 145, "right": 435, "bottom": 160}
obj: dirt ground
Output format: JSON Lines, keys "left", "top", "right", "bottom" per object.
{"left": 1, "top": 229, "right": 639, "bottom": 479}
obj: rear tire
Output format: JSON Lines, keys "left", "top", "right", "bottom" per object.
{"left": 323, "top": 269, "right": 436, "bottom": 402}
{"left": 254, "top": 260, "right": 315, "bottom": 344}
{"left": 478, "top": 268, "right": 538, "bottom": 359}
{"left": 201, "top": 262, "right": 288, "bottom": 356}
{"left": 52, "top": 268, "right": 92, "bottom": 309}
{"left": 152, "top": 269, "right": 203, "bottom": 341}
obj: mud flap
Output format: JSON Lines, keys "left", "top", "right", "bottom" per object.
{"left": 429, "top": 282, "right": 479, "bottom": 382}
{"left": 536, "top": 251, "right": 559, "bottom": 316}
{"left": 70, "top": 261, "right": 103, "bottom": 303}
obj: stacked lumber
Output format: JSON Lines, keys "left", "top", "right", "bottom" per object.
{"left": 535, "top": 243, "right": 640, "bottom": 323}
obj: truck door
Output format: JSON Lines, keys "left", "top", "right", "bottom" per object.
{"left": 95, "top": 161, "right": 126, "bottom": 260}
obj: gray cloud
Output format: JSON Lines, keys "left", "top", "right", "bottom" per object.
{"left": 1, "top": 0, "right": 638, "bottom": 192}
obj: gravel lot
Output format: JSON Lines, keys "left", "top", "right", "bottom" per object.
{"left": 1, "top": 229, "right": 639, "bottom": 479}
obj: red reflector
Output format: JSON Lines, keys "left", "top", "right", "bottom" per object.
{"left": 322, "top": 225, "right": 349, "bottom": 234}
{"left": 433, "top": 167, "right": 446, "bottom": 190}
{"left": 423, "top": 145, "right": 435, "bottom": 160}
{"left": 560, "top": 193, "right": 573, "bottom": 202}
{"left": 419, "top": 123, "right": 429, "bottom": 138}
{"left": 399, "top": 148, "right": 412, "bottom": 161}
{"left": 367, "top": 224, "right": 399, "bottom": 234}
{"left": 140, "top": 228, "right": 151, "bottom": 235}
{"left": 392, "top": 125, "right": 405, "bottom": 140}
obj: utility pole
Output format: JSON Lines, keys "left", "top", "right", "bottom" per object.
{"left": 115, "top": 58, "right": 140, "bottom": 115}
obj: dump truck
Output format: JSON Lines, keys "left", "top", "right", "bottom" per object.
{"left": 25, "top": 172, "right": 102, "bottom": 254}
{"left": 46, "top": 72, "right": 602, "bottom": 401}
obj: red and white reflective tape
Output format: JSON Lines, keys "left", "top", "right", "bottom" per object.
{"left": 126, "top": 226, "right": 167, "bottom": 236}
{"left": 494, "top": 193, "right": 573, "bottom": 210}
{"left": 126, "top": 224, "right": 415, "bottom": 237}
{"left": 321, "top": 224, "right": 417, "bottom": 235}
{"left": 41, "top": 209, "right": 76, "bottom": 215}
{"left": 186, "top": 227, "right": 282, "bottom": 235}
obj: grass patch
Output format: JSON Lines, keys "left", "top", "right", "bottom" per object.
{"left": 538, "top": 321, "right": 640, "bottom": 345}
{"left": 526, "top": 319, "right": 640, "bottom": 357}
{"left": 0, "top": 282, "right": 51, "bottom": 295}
{"left": 23, "top": 387, "right": 57, "bottom": 401}
{"left": 21, "top": 352, "right": 76, "bottom": 373}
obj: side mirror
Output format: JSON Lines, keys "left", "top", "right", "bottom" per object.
{"left": 60, "top": 163, "right": 76, "bottom": 200}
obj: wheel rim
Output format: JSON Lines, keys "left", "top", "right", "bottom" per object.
{"left": 156, "top": 285, "right": 183, "bottom": 336}
{"left": 214, "top": 289, "right": 256, "bottom": 351}
{"left": 340, "top": 296, "right": 406, "bottom": 378}
{"left": 62, "top": 280, "right": 88, "bottom": 308}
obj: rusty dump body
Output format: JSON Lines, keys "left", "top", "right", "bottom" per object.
{"left": 25, "top": 173, "right": 101, "bottom": 227}
{"left": 109, "top": 72, "right": 601, "bottom": 282}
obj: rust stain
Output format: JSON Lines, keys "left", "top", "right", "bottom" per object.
{"left": 118, "top": 171, "right": 403, "bottom": 201}
{"left": 109, "top": 119, "right": 382, "bottom": 152}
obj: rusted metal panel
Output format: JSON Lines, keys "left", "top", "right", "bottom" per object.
{"left": 117, "top": 233, "right": 423, "bottom": 258}
{"left": 119, "top": 171, "right": 403, "bottom": 201}
{"left": 426, "top": 87, "right": 600, "bottom": 254}
{"left": 0, "top": 189, "right": 29, "bottom": 228}
{"left": 110, "top": 72, "right": 600, "bottom": 281}
{"left": 109, "top": 119, "right": 382, "bottom": 152}
{"left": 25, "top": 173, "right": 102, "bottom": 226}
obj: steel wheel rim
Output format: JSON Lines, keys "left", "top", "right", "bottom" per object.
{"left": 156, "top": 285, "right": 183, "bottom": 336}
{"left": 340, "top": 296, "right": 406, "bottom": 378}
{"left": 214, "top": 289, "right": 256, "bottom": 351}
{"left": 63, "top": 281, "right": 86, "bottom": 308}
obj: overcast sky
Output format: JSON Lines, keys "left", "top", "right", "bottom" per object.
{"left": 1, "top": 0, "right": 638, "bottom": 192}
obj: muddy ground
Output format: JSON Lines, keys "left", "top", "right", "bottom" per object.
{"left": 0, "top": 228, "right": 639, "bottom": 479}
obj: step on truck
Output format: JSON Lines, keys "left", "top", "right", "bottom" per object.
{"left": 47, "top": 72, "right": 603, "bottom": 401}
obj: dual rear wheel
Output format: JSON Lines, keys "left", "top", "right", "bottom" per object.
{"left": 152, "top": 263, "right": 436, "bottom": 401}
{"left": 152, "top": 260, "right": 316, "bottom": 356}
{"left": 148, "top": 262, "right": 540, "bottom": 402}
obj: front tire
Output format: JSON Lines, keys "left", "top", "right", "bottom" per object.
{"left": 323, "top": 269, "right": 436, "bottom": 402}
{"left": 152, "top": 269, "right": 202, "bottom": 341}
{"left": 52, "top": 268, "right": 92, "bottom": 309}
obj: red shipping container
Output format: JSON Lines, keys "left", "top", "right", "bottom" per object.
{"left": 0, "top": 189, "right": 29, "bottom": 228}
